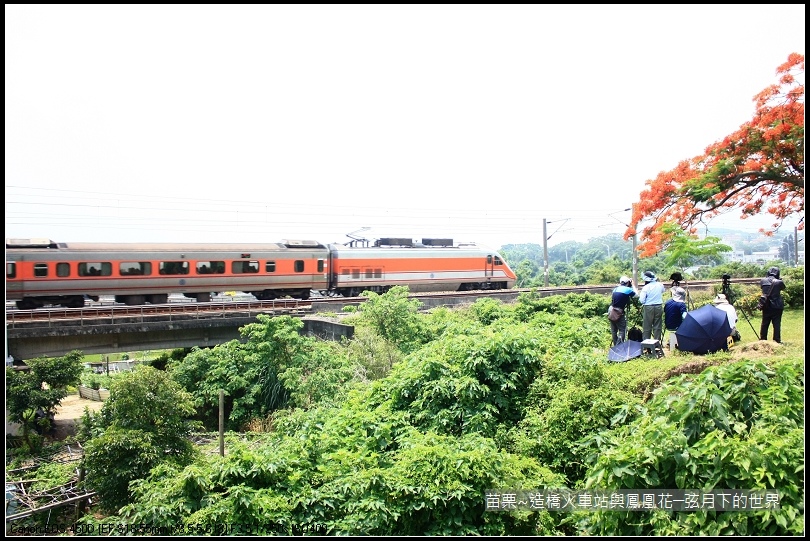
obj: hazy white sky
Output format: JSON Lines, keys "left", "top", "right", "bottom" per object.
{"left": 5, "top": 4, "right": 805, "bottom": 249}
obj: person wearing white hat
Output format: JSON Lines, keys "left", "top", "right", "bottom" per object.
{"left": 608, "top": 276, "right": 637, "bottom": 345}
{"left": 713, "top": 293, "right": 739, "bottom": 340}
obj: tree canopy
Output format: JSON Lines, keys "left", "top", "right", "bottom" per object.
{"left": 629, "top": 53, "right": 804, "bottom": 257}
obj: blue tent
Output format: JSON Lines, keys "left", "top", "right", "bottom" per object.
{"left": 675, "top": 305, "right": 731, "bottom": 355}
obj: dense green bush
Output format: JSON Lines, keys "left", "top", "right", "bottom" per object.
{"left": 575, "top": 358, "right": 804, "bottom": 535}
{"left": 511, "top": 356, "right": 640, "bottom": 485}
{"left": 66, "top": 291, "right": 803, "bottom": 535}
{"left": 81, "top": 366, "right": 199, "bottom": 512}
{"left": 6, "top": 350, "right": 84, "bottom": 453}
{"left": 352, "top": 286, "right": 428, "bottom": 353}
{"left": 169, "top": 315, "right": 356, "bottom": 429}
{"left": 514, "top": 291, "right": 613, "bottom": 321}
{"left": 118, "top": 401, "right": 565, "bottom": 535}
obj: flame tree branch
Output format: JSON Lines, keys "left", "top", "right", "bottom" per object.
{"left": 629, "top": 53, "right": 804, "bottom": 257}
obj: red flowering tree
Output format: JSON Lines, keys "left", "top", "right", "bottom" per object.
{"left": 629, "top": 53, "right": 804, "bottom": 257}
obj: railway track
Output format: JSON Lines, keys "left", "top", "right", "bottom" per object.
{"left": 6, "top": 279, "right": 758, "bottom": 327}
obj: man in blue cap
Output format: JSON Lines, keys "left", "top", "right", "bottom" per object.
{"left": 639, "top": 270, "right": 665, "bottom": 342}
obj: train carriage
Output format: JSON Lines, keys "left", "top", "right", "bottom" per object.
{"left": 327, "top": 238, "right": 516, "bottom": 297}
{"left": 6, "top": 238, "right": 329, "bottom": 309}
{"left": 6, "top": 237, "right": 517, "bottom": 309}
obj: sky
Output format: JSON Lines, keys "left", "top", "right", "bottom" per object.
{"left": 5, "top": 4, "right": 805, "bottom": 251}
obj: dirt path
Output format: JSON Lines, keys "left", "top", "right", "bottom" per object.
{"left": 51, "top": 393, "right": 105, "bottom": 440}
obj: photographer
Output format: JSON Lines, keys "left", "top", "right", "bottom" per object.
{"left": 713, "top": 293, "right": 740, "bottom": 342}
{"left": 609, "top": 276, "right": 637, "bottom": 345}
{"left": 639, "top": 271, "right": 665, "bottom": 342}
{"left": 759, "top": 266, "right": 786, "bottom": 343}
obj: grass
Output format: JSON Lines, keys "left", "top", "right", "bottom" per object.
{"left": 81, "top": 350, "right": 171, "bottom": 364}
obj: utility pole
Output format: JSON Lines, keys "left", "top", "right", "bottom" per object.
{"left": 542, "top": 218, "right": 571, "bottom": 287}
{"left": 608, "top": 208, "right": 638, "bottom": 287}
{"left": 631, "top": 233, "right": 638, "bottom": 288}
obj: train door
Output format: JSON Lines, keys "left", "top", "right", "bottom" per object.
{"left": 485, "top": 254, "right": 494, "bottom": 279}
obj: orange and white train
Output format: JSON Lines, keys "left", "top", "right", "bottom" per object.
{"left": 5, "top": 237, "right": 517, "bottom": 309}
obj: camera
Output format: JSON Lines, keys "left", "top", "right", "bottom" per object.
{"left": 722, "top": 274, "right": 731, "bottom": 280}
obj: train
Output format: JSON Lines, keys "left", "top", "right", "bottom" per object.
{"left": 5, "top": 237, "right": 517, "bottom": 309}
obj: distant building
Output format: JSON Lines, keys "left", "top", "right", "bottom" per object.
{"left": 723, "top": 247, "right": 785, "bottom": 264}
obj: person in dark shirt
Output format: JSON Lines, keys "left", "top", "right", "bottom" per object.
{"left": 609, "top": 276, "right": 637, "bottom": 345}
{"left": 759, "top": 266, "right": 786, "bottom": 343}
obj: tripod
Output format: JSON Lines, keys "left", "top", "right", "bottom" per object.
{"left": 721, "top": 275, "right": 759, "bottom": 340}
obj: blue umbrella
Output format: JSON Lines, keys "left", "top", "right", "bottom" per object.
{"left": 675, "top": 305, "right": 731, "bottom": 354}
{"left": 608, "top": 340, "right": 643, "bottom": 362}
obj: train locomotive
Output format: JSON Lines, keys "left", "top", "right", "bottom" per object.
{"left": 5, "top": 237, "right": 517, "bottom": 309}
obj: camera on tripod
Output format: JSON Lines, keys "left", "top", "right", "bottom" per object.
{"left": 721, "top": 274, "right": 733, "bottom": 301}
{"left": 670, "top": 272, "right": 684, "bottom": 286}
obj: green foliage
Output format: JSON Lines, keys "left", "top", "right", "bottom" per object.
{"left": 169, "top": 315, "right": 356, "bottom": 429}
{"left": 5, "top": 350, "right": 84, "bottom": 448}
{"left": 239, "top": 315, "right": 356, "bottom": 410}
{"left": 148, "top": 348, "right": 191, "bottom": 371}
{"left": 80, "top": 371, "right": 116, "bottom": 390}
{"left": 659, "top": 223, "right": 732, "bottom": 268}
{"left": 514, "top": 291, "right": 614, "bottom": 321}
{"left": 342, "top": 325, "right": 404, "bottom": 381}
{"left": 577, "top": 358, "right": 804, "bottom": 535}
{"left": 119, "top": 401, "right": 566, "bottom": 535}
{"left": 84, "top": 428, "right": 164, "bottom": 513}
{"left": 76, "top": 291, "right": 803, "bottom": 534}
{"left": 511, "top": 356, "right": 641, "bottom": 485}
{"left": 421, "top": 305, "right": 487, "bottom": 339}
{"left": 355, "top": 286, "right": 427, "bottom": 353}
{"left": 514, "top": 258, "right": 540, "bottom": 287}
{"left": 467, "top": 297, "right": 511, "bottom": 325}
{"left": 379, "top": 326, "right": 544, "bottom": 438}
{"left": 781, "top": 266, "right": 804, "bottom": 308}
{"left": 81, "top": 365, "right": 200, "bottom": 512}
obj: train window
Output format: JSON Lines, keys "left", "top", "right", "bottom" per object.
{"left": 317, "top": 260, "right": 325, "bottom": 272}
{"left": 56, "top": 263, "right": 70, "bottom": 277}
{"left": 196, "top": 261, "right": 223, "bottom": 275}
{"left": 494, "top": 256, "right": 503, "bottom": 266}
{"left": 231, "top": 261, "right": 259, "bottom": 274}
{"left": 352, "top": 269, "right": 360, "bottom": 279}
{"left": 487, "top": 255, "right": 493, "bottom": 264}
{"left": 265, "top": 261, "right": 276, "bottom": 273}
{"left": 341, "top": 269, "right": 350, "bottom": 276}
{"left": 365, "top": 269, "right": 373, "bottom": 278}
{"left": 294, "top": 260, "right": 305, "bottom": 273}
{"left": 79, "top": 263, "right": 108, "bottom": 277}
{"left": 375, "top": 268, "right": 382, "bottom": 278}
{"left": 6, "top": 262, "right": 16, "bottom": 279}
{"left": 34, "top": 263, "right": 49, "bottom": 277}
{"left": 120, "top": 262, "right": 152, "bottom": 276}
{"left": 159, "top": 261, "right": 190, "bottom": 275}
